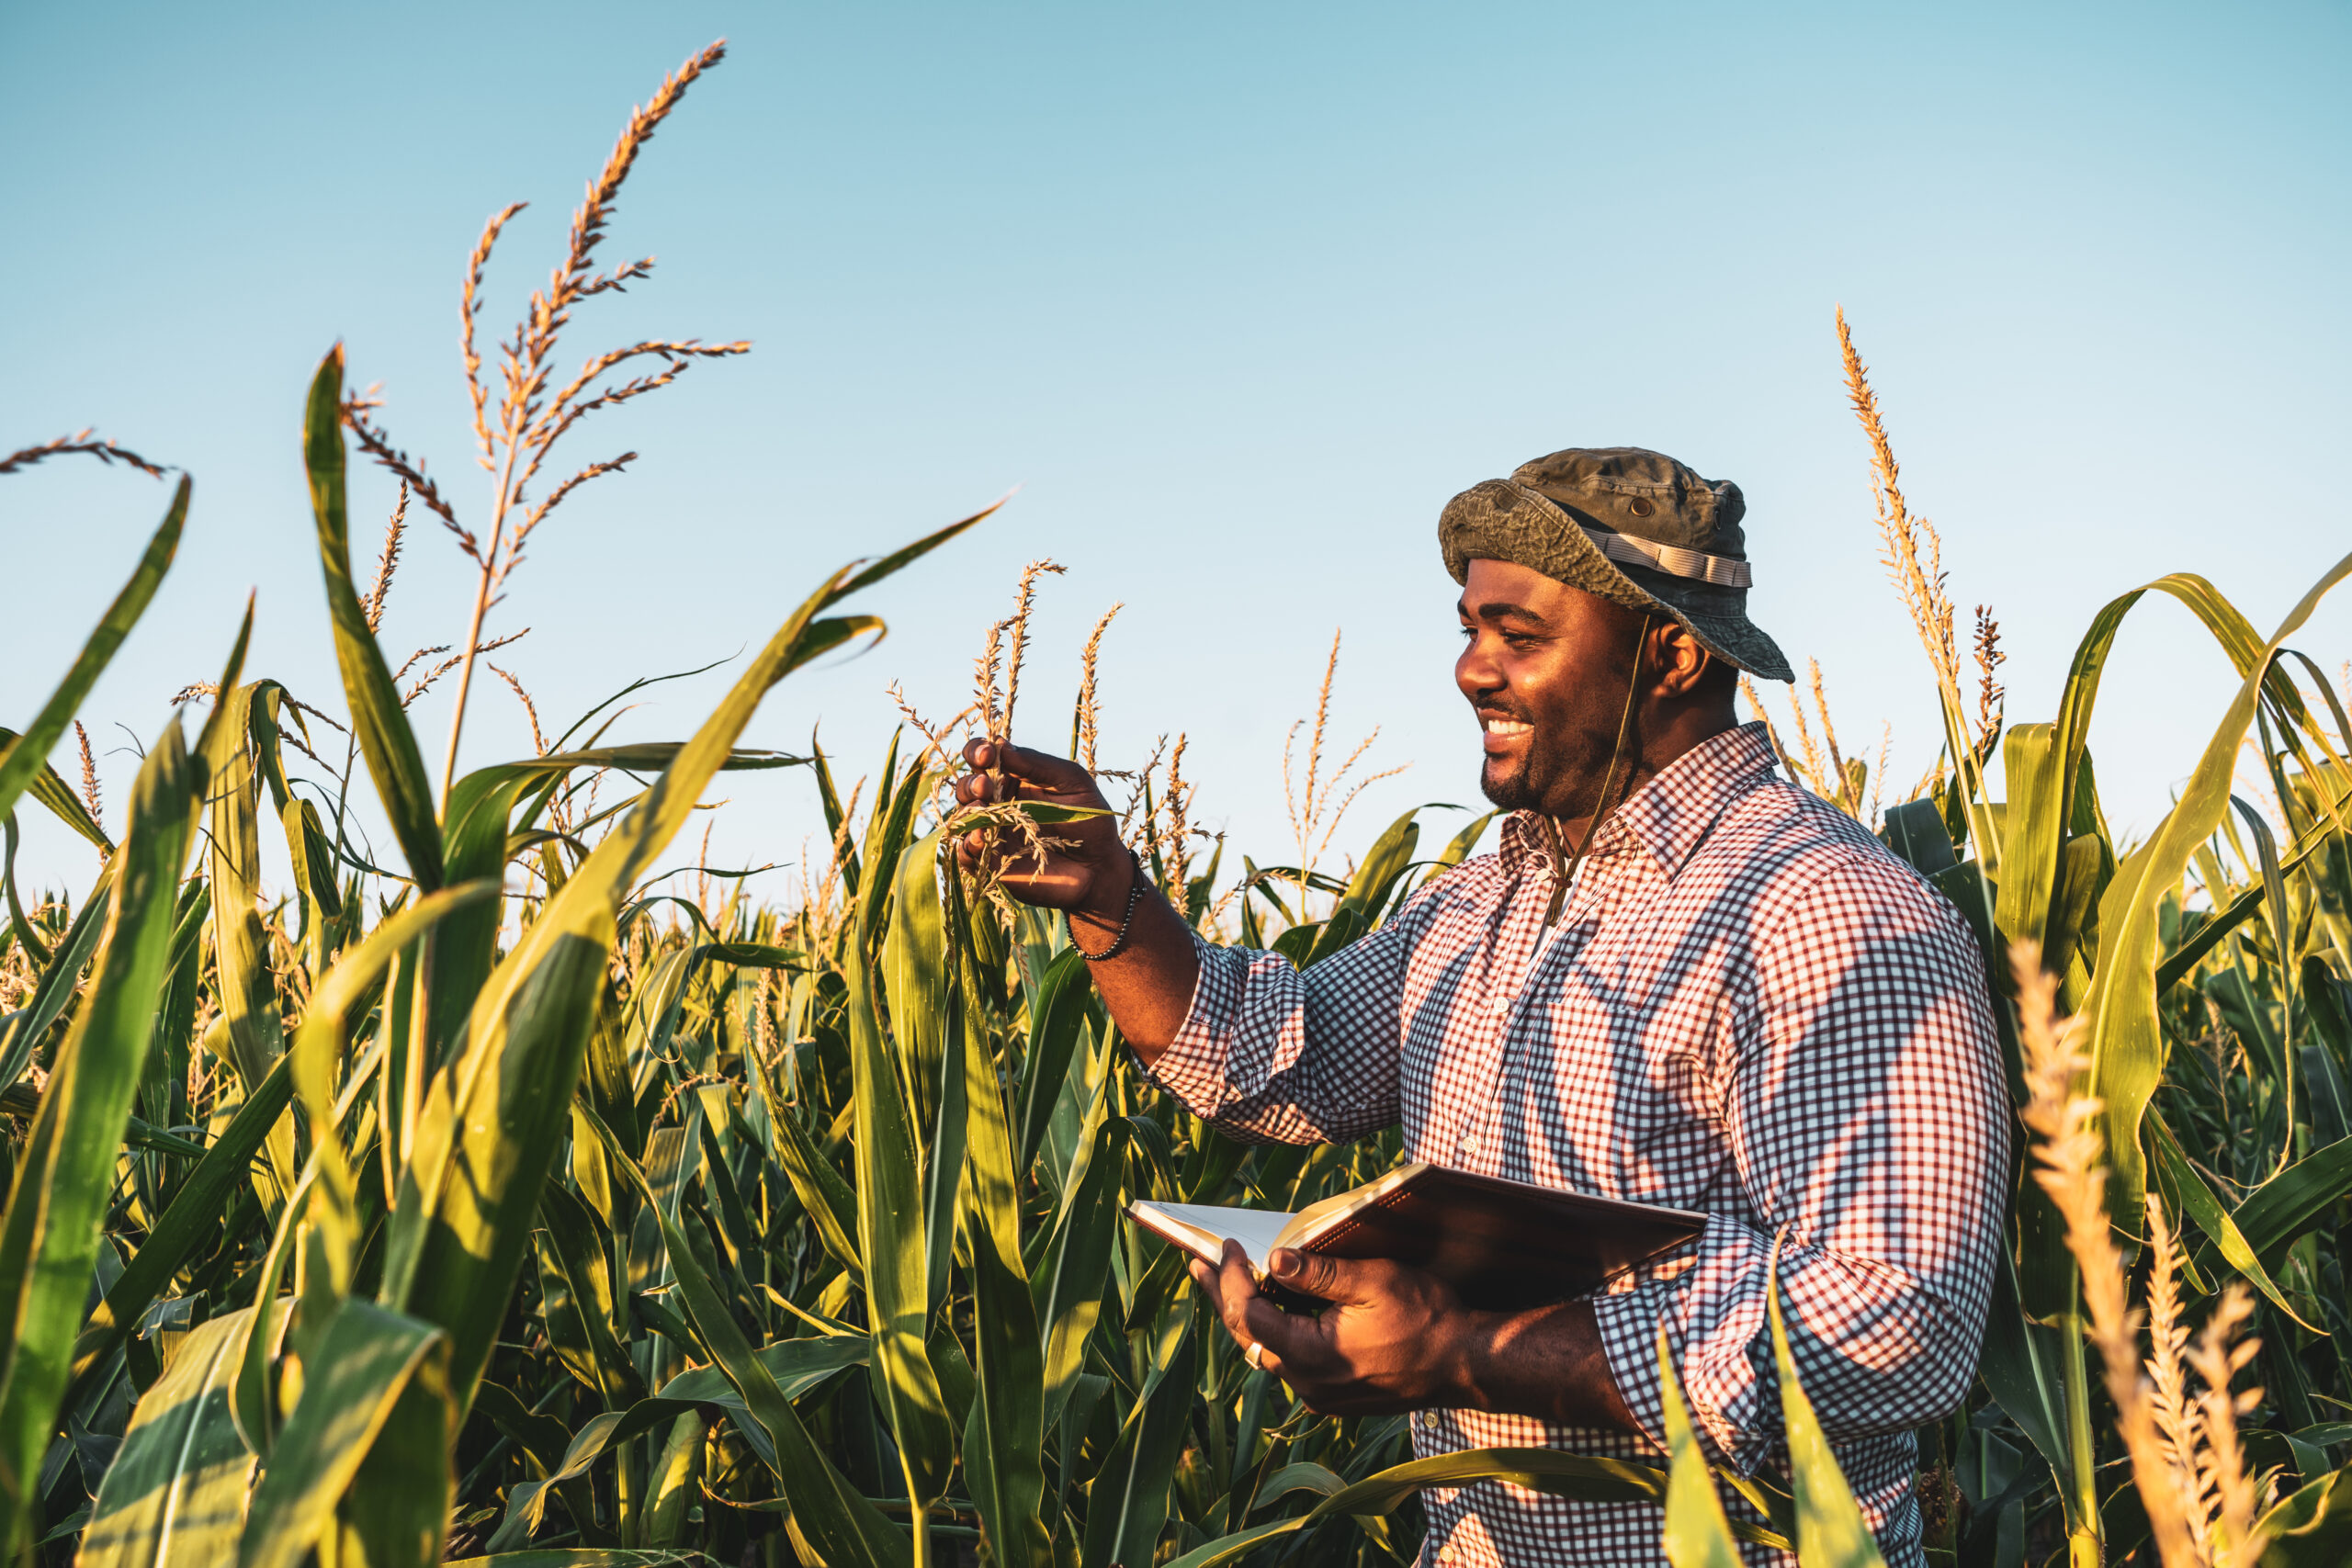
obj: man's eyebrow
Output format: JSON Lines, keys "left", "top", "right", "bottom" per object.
{"left": 1456, "top": 599, "right": 1550, "bottom": 626}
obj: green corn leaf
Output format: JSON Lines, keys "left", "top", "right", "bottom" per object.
{"left": 0, "top": 869, "right": 112, "bottom": 1092}
{"left": 0, "top": 474, "right": 187, "bottom": 830}
{"left": 290, "top": 880, "right": 501, "bottom": 1292}
{"left": 2156, "top": 885, "right": 2264, "bottom": 993}
{"left": 77, "top": 1308, "right": 256, "bottom": 1568}
{"left": 1, "top": 812, "right": 54, "bottom": 972}
{"left": 334, "top": 1372, "right": 459, "bottom": 1568}
{"left": 1034, "top": 1118, "right": 1123, "bottom": 1431}
{"left": 490, "top": 1339, "right": 871, "bottom": 1547}
{"left": 757, "top": 1049, "right": 864, "bottom": 1280}
{"left": 235, "top": 1300, "right": 452, "bottom": 1568}
{"left": 656, "top": 1332, "right": 872, "bottom": 1407}
{"left": 2254, "top": 1462, "right": 2352, "bottom": 1566}
{"left": 576, "top": 1105, "right": 910, "bottom": 1568}
{"left": 846, "top": 931, "right": 956, "bottom": 1505}
{"left": 2077, "top": 552, "right": 2352, "bottom": 1229}
{"left": 202, "top": 682, "right": 297, "bottom": 1198}
{"left": 858, "top": 751, "right": 930, "bottom": 960}
{"left": 1420, "top": 808, "right": 1499, "bottom": 888}
{"left": 1016, "top": 944, "right": 1092, "bottom": 1178}
{"left": 1767, "top": 1256, "right": 1888, "bottom": 1566}
{"left": 1334, "top": 808, "right": 1421, "bottom": 923}
{"left": 1973, "top": 1251, "right": 2068, "bottom": 1487}
{"left": 1082, "top": 1317, "right": 1200, "bottom": 1568}
{"left": 811, "top": 732, "right": 859, "bottom": 897}
{"left": 0, "top": 727, "right": 110, "bottom": 854}
{"left": 885, "top": 829, "right": 962, "bottom": 1315}
{"left": 70, "top": 1053, "right": 292, "bottom": 1398}
{"left": 1657, "top": 1325, "right": 1744, "bottom": 1567}
{"left": 448, "top": 1553, "right": 703, "bottom": 1567}
{"left": 486, "top": 1398, "right": 702, "bottom": 1549}
{"left": 535, "top": 1181, "right": 648, "bottom": 1410}
{"left": 0, "top": 718, "right": 192, "bottom": 1559}
{"left": 2143, "top": 1110, "right": 2313, "bottom": 1328}
{"left": 882, "top": 826, "right": 951, "bottom": 1131}
{"left": 232, "top": 1160, "right": 321, "bottom": 1460}
{"left": 2233, "top": 1134, "right": 2352, "bottom": 1269}
{"left": 953, "top": 881, "right": 1051, "bottom": 1568}
{"left": 301, "top": 347, "right": 443, "bottom": 889}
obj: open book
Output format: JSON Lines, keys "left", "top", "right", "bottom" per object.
{"left": 1128, "top": 1161, "right": 1705, "bottom": 1312}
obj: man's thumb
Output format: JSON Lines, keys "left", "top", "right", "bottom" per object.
{"left": 1267, "top": 1247, "right": 1356, "bottom": 1303}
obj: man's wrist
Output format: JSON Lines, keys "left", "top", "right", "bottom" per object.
{"left": 1434, "top": 1308, "right": 1505, "bottom": 1413}
{"left": 1070, "top": 848, "right": 1139, "bottom": 933}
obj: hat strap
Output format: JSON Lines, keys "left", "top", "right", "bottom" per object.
{"left": 1581, "top": 525, "right": 1752, "bottom": 589}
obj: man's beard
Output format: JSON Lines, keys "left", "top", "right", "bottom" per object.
{"left": 1480, "top": 722, "right": 1580, "bottom": 813}
{"left": 1478, "top": 712, "right": 1629, "bottom": 816}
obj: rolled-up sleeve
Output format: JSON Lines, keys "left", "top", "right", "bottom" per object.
{"left": 1590, "top": 853, "right": 2010, "bottom": 1471}
{"left": 1145, "top": 901, "right": 1426, "bottom": 1145}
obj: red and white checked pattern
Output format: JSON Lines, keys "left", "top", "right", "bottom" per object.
{"left": 1150, "top": 724, "right": 2009, "bottom": 1568}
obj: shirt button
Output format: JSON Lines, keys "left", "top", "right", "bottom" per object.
{"left": 1418, "top": 1409, "right": 1439, "bottom": 1430}
{"left": 1459, "top": 1134, "right": 1479, "bottom": 1155}
{"left": 1438, "top": 1545, "right": 1458, "bottom": 1565}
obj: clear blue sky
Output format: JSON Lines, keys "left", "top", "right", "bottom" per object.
{"left": 6, "top": 1, "right": 2348, "bottom": 897}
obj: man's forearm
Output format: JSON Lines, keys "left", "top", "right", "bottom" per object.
{"left": 1069, "top": 875, "right": 1201, "bottom": 1061}
{"left": 1449, "top": 1298, "right": 1638, "bottom": 1432}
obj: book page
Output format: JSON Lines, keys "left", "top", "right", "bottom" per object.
{"left": 1134, "top": 1201, "right": 1296, "bottom": 1273}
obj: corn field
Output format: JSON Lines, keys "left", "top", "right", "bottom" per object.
{"left": 4, "top": 42, "right": 2352, "bottom": 1568}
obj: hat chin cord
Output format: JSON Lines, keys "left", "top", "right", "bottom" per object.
{"left": 1542, "top": 614, "right": 1651, "bottom": 928}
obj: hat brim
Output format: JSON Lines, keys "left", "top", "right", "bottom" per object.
{"left": 1439, "top": 478, "right": 1794, "bottom": 683}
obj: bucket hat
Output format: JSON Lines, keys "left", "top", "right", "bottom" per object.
{"left": 1437, "top": 446, "right": 1793, "bottom": 682}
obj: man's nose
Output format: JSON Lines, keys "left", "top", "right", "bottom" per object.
{"left": 1455, "top": 639, "right": 1501, "bottom": 701}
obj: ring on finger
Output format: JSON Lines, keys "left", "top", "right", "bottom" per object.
{"left": 1244, "top": 1341, "right": 1265, "bottom": 1371}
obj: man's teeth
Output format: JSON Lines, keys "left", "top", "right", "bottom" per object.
{"left": 1483, "top": 718, "right": 1531, "bottom": 737}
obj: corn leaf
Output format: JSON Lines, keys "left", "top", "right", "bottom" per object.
{"left": 2076, "top": 554, "right": 2352, "bottom": 1226}
{"left": 302, "top": 346, "right": 442, "bottom": 889}
{"left": 1767, "top": 1257, "right": 1887, "bottom": 1566}
{"left": 0, "top": 727, "right": 109, "bottom": 854}
{"left": 0, "top": 870, "right": 112, "bottom": 1092}
{"left": 235, "top": 1300, "right": 452, "bottom": 1568}
{"left": 953, "top": 877, "right": 1052, "bottom": 1568}
{"left": 1657, "top": 1326, "right": 1744, "bottom": 1567}
{"left": 847, "top": 931, "right": 955, "bottom": 1504}
{"left": 577, "top": 1106, "right": 910, "bottom": 1568}
{"left": 0, "top": 719, "right": 193, "bottom": 1558}
{"left": 77, "top": 1308, "right": 256, "bottom": 1568}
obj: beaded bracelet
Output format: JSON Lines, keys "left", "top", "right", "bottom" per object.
{"left": 1070, "top": 850, "right": 1146, "bottom": 962}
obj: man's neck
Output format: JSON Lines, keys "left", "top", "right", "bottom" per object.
{"left": 1544, "top": 707, "right": 1738, "bottom": 852}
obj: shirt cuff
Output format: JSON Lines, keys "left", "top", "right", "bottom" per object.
{"left": 1136, "top": 931, "right": 1241, "bottom": 1119}
{"left": 1589, "top": 1210, "right": 1777, "bottom": 1472}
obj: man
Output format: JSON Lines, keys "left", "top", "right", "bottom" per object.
{"left": 953, "top": 446, "right": 2008, "bottom": 1566}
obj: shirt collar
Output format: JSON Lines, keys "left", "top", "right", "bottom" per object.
{"left": 1497, "top": 722, "right": 1781, "bottom": 882}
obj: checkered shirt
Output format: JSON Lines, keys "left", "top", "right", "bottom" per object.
{"left": 1148, "top": 723, "right": 2008, "bottom": 1568}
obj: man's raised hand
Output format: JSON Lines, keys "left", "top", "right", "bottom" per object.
{"left": 952, "top": 739, "right": 1125, "bottom": 914}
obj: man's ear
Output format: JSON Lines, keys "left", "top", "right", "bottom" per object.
{"left": 1651, "top": 625, "right": 1713, "bottom": 695}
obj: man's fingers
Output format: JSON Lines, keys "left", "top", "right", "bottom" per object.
{"left": 1264, "top": 1247, "right": 1367, "bottom": 1305}
{"left": 989, "top": 742, "right": 1101, "bottom": 798}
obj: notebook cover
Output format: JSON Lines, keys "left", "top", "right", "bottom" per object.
{"left": 1286, "top": 1165, "right": 1705, "bottom": 1312}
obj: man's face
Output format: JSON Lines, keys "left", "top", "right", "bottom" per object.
{"left": 1453, "top": 559, "right": 1645, "bottom": 818}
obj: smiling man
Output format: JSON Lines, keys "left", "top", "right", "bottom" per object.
{"left": 954, "top": 446, "right": 2008, "bottom": 1567}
